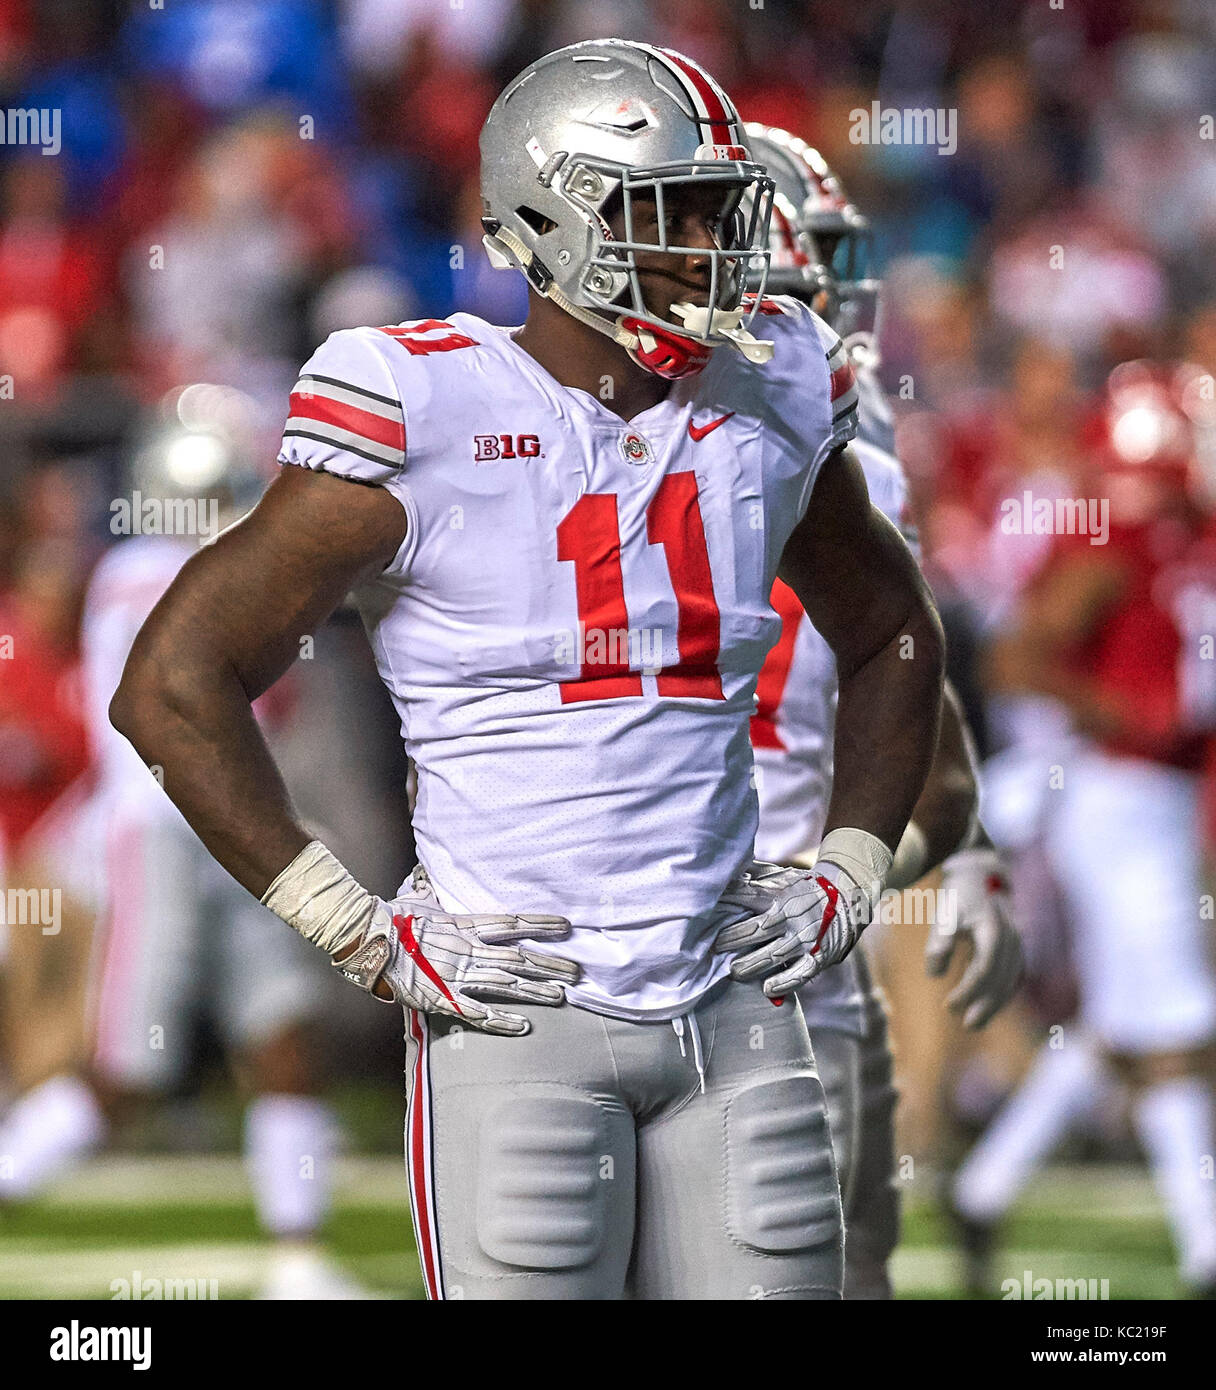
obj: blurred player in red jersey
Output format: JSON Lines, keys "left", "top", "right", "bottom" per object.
{"left": 0, "top": 541, "right": 90, "bottom": 1100}
{"left": 0, "top": 541, "right": 89, "bottom": 878}
{"left": 952, "top": 362, "right": 1216, "bottom": 1295}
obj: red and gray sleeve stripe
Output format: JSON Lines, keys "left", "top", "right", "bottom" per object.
{"left": 825, "top": 337, "right": 859, "bottom": 424}
{"left": 634, "top": 44, "right": 741, "bottom": 147}
{"left": 284, "top": 372, "right": 405, "bottom": 466}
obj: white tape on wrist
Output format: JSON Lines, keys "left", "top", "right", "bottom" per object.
{"left": 260, "top": 840, "right": 377, "bottom": 957}
{"left": 816, "top": 827, "right": 895, "bottom": 907}
{"left": 886, "top": 821, "right": 930, "bottom": 890}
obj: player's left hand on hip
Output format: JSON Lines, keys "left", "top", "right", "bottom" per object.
{"left": 927, "top": 847, "right": 1024, "bottom": 1030}
{"left": 713, "top": 858, "right": 871, "bottom": 997}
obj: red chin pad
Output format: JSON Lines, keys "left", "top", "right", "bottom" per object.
{"left": 620, "top": 316, "right": 712, "bottom": 381}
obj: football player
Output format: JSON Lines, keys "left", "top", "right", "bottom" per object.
{"left": 742, "top": 126, "right": 1024, "bottom": 1298}
{"left": 952, "top": 363, "right": 1216, "bottom": 1296}
{"left": 109, "top": 40, "right": 944, "bottom": 1300}
{"left": 0, "top": 396, "right": 362, "bottom": 1299}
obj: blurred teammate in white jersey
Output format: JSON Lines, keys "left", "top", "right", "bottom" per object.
{"left": 0, "top": 392, "right": 361, "bottom": 1299}
{"left": 743, "top": 125, "right": 1024, "bottom": 1297}
{"left": 111, "top": 41, "right": 946, "bottom": 1300}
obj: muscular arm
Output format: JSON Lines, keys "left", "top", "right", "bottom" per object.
{"left": 780, "top": 446, "right": 945, "bottom": 850}
{"left": 899, "top": 680, "right": 980, "bottom": 872}
{"left": 109, "top": 467, "right": 408, "bottom": 897}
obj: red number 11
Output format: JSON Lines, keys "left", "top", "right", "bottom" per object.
{"left": 556, "top": 473, "right": 724, "bottom": 704}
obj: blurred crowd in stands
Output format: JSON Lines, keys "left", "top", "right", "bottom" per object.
{"left": 0, "top": 0, "right": 1213, "bottom": 1085}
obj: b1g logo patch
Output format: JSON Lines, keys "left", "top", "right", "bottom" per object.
{"left": 694, "top": 142, "right": 749, "bottom": 162}
{"left": 474, "top": 434, "right": 541, "bottom": 463}
{"left": 619, "top": 430, "right": 652, "bottom": 466}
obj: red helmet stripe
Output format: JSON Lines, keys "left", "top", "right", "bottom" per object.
{"left": 771, "top": 203, "right": 810, "bottom": 268}
{"left": 658, "top": 48, "right": 737, "bottom": 146}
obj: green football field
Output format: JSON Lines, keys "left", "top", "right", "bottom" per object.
{"left": 0, "top": 1156, "right": 1181, "bottom": 1300}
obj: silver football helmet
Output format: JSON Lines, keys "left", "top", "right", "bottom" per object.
{"left": 743, "top": 124, "right": 880, "bottom": 348}
{"left": 480, "top": 39, "right": 775, "bottom": 380}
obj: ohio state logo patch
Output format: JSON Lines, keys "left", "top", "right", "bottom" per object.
{"left": 620, "top": 430, "right": 652, "bottom": 466}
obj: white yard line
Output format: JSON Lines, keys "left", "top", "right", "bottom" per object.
{"left": 891, "top": 1245, "right": 1177, "bottom": 1297}
{"left": 0, "top": 1244, "right": 270, "bottom": 1298}
{"left": 29, "top": 1157, "right": 1160, "bottom": 1212}
{"left": 18, "top": 1155, "right": 411, "bottom": 1206}
{"left": 2, "top": 1158, "right": 1170, "bottom": 1300}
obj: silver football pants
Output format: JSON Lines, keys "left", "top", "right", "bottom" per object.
{"left": 402, "top": 978, "right": 843, "bottom": 1299}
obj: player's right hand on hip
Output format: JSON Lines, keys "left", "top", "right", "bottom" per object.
{"left": 335, "top": 893, "right": 579, "bottom": 1036}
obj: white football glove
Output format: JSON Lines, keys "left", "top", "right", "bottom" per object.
{"left": 714, "top": 860, "right": 812, "bottom": 917}
{"left": 713, "top": 831, "right": 892, "bottom": 998}
{"left": 928, "top": 847, "right": 1023, "bottom": 1030}
{"left": 263, "top": 846, "right": 578, "bottom": 1036}
{"left": 339, "top": 881, "right": 579, "bottom": 1037}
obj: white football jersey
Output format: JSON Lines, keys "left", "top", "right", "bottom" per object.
{"left": 277, "top": 302, "right": 858, "bottom": 1019}
{"left": 82, "top": 536, "right": 196, "bottom": 815}
{"left": 751, "top": 368, "right": 919, "bottom": 1035}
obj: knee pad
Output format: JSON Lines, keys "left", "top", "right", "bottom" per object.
{"left": 475, "top": 1094, "right": 618, "bottom": 1271}
{"left": 725, "top": 1074, "right": 842, "bottom": 1254}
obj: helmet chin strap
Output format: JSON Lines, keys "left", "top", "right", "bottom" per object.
{"left": 486, "top": 226, "right": 640, "bottom": 351}
{"left": 548, "top": 278, "right": 641, "bottom": 351}
{"left": 486, "top": 225, "right": 775, "bottom": 367}
{"left": 670, "top": 302, "right": 774, "bottom": 364}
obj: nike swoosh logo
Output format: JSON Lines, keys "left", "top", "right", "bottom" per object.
{"left": 688, "top": 411, "right": 735, "bottom": 442}
{"left": 395, "top": 913, "right": 462, "bottom": 1014}
{"left": 809, "top": 876, "right": 840, "bottom": 955}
